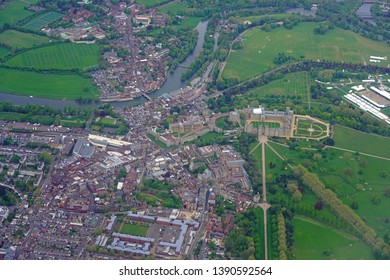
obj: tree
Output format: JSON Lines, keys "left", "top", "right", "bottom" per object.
{"left": 351, "top": 201, "right": 359, "bottom": 210}
{"left": 314, "top": 200, "right": 323, "bottom": 210}
{"left": 371, "top": 194, "right": 381, "bottom": 205}
{"left": 384, "top": 188, "right": 390, "bottom": 198}
{"left": 313, "top": 153, "right": 322, "bottom": 161}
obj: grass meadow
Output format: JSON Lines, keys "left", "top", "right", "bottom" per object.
{"left": 333, "top": 125, "right": 390, "bottom": 158}
{"left": 294, "top": 217, "right": 374, "bottom": 259}
{"left": 0, "top": 29, "right": 49, "bottom": 49}
{"left": 222, "top": 22, "right": 390, "bottom": 81}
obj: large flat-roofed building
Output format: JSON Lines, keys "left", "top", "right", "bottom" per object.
{"left": 88, "top": 134, "right": 131, "bottom": 148}
{"left": 73, "top": 139, "right": 95, "bottom": 159}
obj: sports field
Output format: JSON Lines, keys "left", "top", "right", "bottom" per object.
{"left": 294, "top": 217, "right": 374, "bottom": 260}
{"left": 0, "top": 29, "right": 49, "bottom": 49}
{"left": 5, "top": 43, "right": 99, "bottom": 70}
{"left": 120, "top": 223, "right": 149, "bottom": 236}
{"left": 222, "top": 22, "right": 390, "bottom": 81}
{"left": 23, "top": 11, "right": 63, "bottom": 31}
{"left": 333, "top": 125, "right": 390, "bottom": 158}
{"left": 0, "top": 68, "right": 98, "bottom": 100}
{"left": 0, "top": 0, "right": 38, "bottom": 27}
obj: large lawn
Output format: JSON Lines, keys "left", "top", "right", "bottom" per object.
{"left": 0, "top": 68, "right": 98, "bottom": 100}
{"left": 222, "top": 22, "right": 390, "bottom": 81}
{"left": 120, "top": 223, "right": 149, "bottom": 236}
{"left": 0, "top": 29, "right": 49, "bottom": 49}
{"left": 333, "top": 125, "right": 390, "bottom": 158}
{"left": 294, "top": 217, "right": 374, "bottom": 260}
{"left": 158, "top": 1, "right": 191, "bottom": 14}
{"left": 5, "top": 43, "right": 99, "bottom": 70}
{"left": 0, "top": 0, "right": 38, "bottom": 27}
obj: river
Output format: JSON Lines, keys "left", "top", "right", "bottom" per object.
{"left": 0, "top": 20, "right": 209, "bottom": 109}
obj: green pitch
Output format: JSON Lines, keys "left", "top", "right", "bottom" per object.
{"left": 5, "top": 43, "right": 99, "bottom": 71}
{"left": 0, "top": 68, "right": 98, "bottom": 100}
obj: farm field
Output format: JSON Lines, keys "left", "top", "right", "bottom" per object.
{"left": 333, "top": 125, "right": 390, "bottom": 158}
{"left": 0, "top": 68, "right": 98, "bottom": 100}
{"left": 294, "top": 217, "right": 374, "bottom": 259}
{"left": 222, "top": 22, "right": 390, "bottom": 81}
{"left": 0, "top": 0, "right": 38, "bottom": 27}
{"left": 23, "top": 11, "right": 63, "bottom": 31}
{"left": 120, "top": 223, "right": 149, "bottom": 236}
{"left": 0, "top": 29, "right": 49, "bottom": 49}
{"left": 5, "top": 43, "right": 99, "bottom": 70}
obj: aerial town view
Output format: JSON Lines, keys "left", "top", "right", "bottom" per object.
{"left": 0, "top": 0, "right": 390, "bottom": 262}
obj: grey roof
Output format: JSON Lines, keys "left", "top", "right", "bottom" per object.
{"left": 112, "top": 232, "right": 155, "bottom": 243}
{"left": 73, "top": 139, "right": 95, "bottom": 159}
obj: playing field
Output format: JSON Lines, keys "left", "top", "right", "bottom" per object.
{"left": 0, "top": 0, "right": 38, "bottom": 27}
{"left": 0, "top": 29, "right": 49, "bottom": 49}
{"left": 294, "top": 217, "right": 374, "bottom": 260}
{"left": 0, "top": 68, "right": 98, "bottom": 100}
{"left": 222, "top": 22, "right": 390, "bottom": 81}
{"left": 333, "top": 125, "right": 390, "bottom": 158}
{"left": 5, "top": 43, "right": 99, "bottom": 70}
{"left": 120, "top": 223, "right": 149, "bottom": 236}
{"left": 23, "top": 11, "right": 63, "bottom": 31}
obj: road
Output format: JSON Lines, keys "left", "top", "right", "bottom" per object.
{"left": 257, "top": 135, "right": 271, "bottom": 260}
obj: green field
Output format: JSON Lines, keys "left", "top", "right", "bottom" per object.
{"left": 158, "top": 1, "right": 190, "bottom": 14}
{"left": 5, "top": 43, "right": 99, "bottom": 70}
{"left": 99, "top": 117, "right": 117, "bottom": 125}
{"left": 0, "top": 47, "right": 10, "bottom": 57}
{"left": 294, "top": 217, "right": 374, "bottom": 259}
{"left": 136, "top": 0, "right": 171, "bottom": 8}
{"left": 251, "top": 72, "right": 308, "bottom": 97}
{"left": 120, "top": 223, "right": 149, "bottom": 236}
{"left": 222, "top": 22, "right": 390, "bottom": 81}
{"left": 333, "top": 125, "right": 390, "bottom": 158}
{"left": 0, "top": 68, "right": 98, "bottom": 100}
{"left": 23, "top": 11, "right": 63, "bottom": 31}
{"left": 229, "top": 72, "right": 308, "bottom": 110}
{"left": 0, "top": 0, "right": 38, "bottom": 27}
{"left": 0, "top": 29, "right": 49, "bottom": 49}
